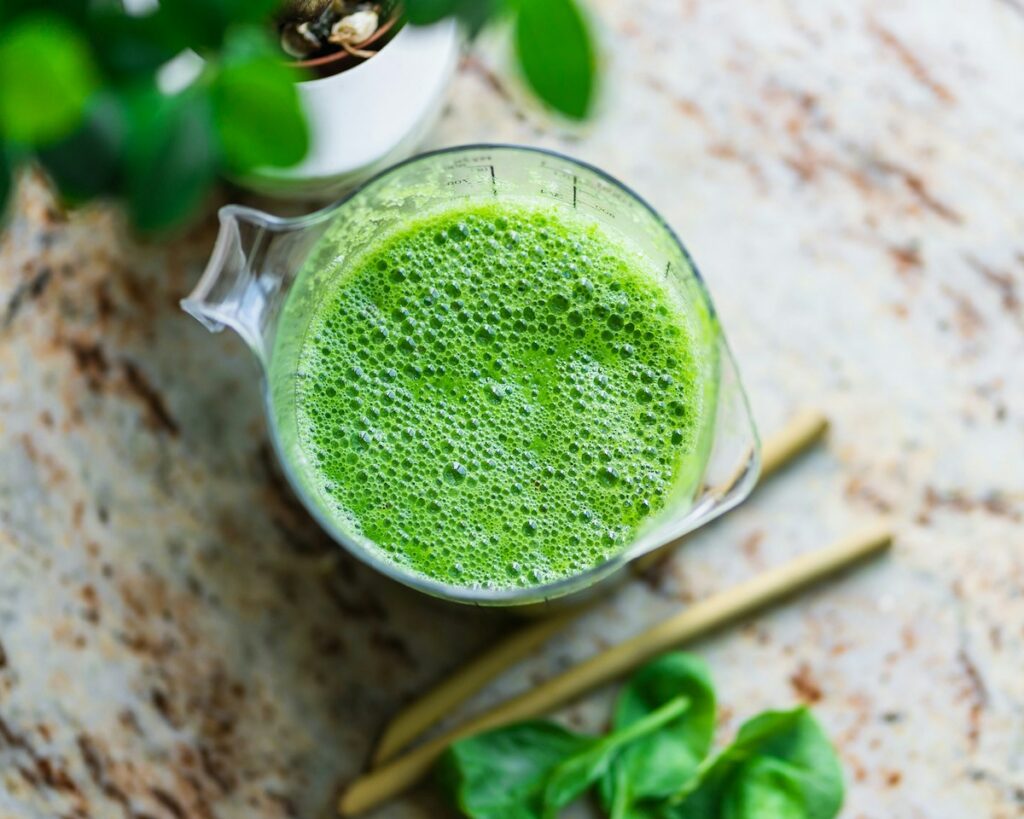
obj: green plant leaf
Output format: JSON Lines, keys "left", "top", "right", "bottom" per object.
{"left": 722, "top": 757, "right": 816, "bottom": 819}
{"left": 514, "top": 0, "right": 596, "bottom": 120}
{"left": 212, "top": 29, "right": 309, "bottom": 173}
{"left": 86, "top": 8, "right": 179, "bottom": 79}
{"left": 438, "top": 698, "right": 691, "bottom": 819}
{"left": 152, "top": 0, "right": 224, "bottom": 51}
{"left": 0, "top": 15, "right": 98, "bottom": 145}
{"left": 124, "top": 86, "right": 218, "bottom": 232}
{"left": 37, "top": 93, "right": 125, "bottom": 202}
{"left": 542, "top": 695, "right": 690, "bottom": 818}
{"left": 154, "top": 0, "right": 282, "bottom": 51}
{"left": 433, "top": 655, "right": 844, "bottom": 819}
{"left": 220, "top": 0, "right": 284, "bottom": 24}
{"left": 600, "top": 653, "right": 716, "bottom": 818}
{"left": 0, "top": 0, "right": 90, "bottom": 26}
{"left": 437, "top": 721, "right": 594, "bottom": 819}
{"left": 666, "top": 708, "right": 844, "bottom": 819}
{"left": 456, "top": 0, "right": 506, "bottom": 36}
{"left": 405, "top": 0, "right": 504, "bottom": 35}
{"left": 404, "top": 0, "right": 461, "bottom": 25}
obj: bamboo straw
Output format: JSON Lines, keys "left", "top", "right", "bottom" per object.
{"left": 371, "top": 409, "right": 829, "bottom": 764}
{"left": 759, "top": 408, "right": 829, "bottom": 478}
{"left": 631, "top": 409, "right": 828, "bottom": 573}
{"left": 372, "top": 610, "right": 578, "bottom": 764}
{"left": 340, "top": 522, "right": 892, "bottom": 816}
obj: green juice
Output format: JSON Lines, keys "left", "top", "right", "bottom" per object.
{"left": 288, "top": 202, "right": 712, "bottom": 590}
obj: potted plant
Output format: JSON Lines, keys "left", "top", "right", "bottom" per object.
{"left": 0, "top": 0, "right": 598, "bottom": 231}
{"left": 242, "top": 0, "right": 463, "bottom": 199}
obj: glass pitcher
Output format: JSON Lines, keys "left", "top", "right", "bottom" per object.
{"left": 183, "top": 145, "right": 760, "bottom": 606}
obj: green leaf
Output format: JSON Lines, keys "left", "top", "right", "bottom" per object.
{"left": 600, "top": 653, "right": 716, "bottom": 818}
{"left": 666, "top": 708, "right": 844, "bottom": 819}
{"left": 405, "top": 0, "right": 504, "bottom": 36}
{"left": 0, "top": 15, "right": 99, "bottom": 145}
{"left": 153, "top": 0, "right": 282, "bottom": 52}
{"left": 437, "top": 721, "right": 594, "bottom": 819}
{"left": 124, "top": 86, "right": 218, "bottom": 232}
{"left": 219, "top": 0, "right": 283, "bottom": 24}
{"left": 152, "top": 0, "right": 224, "bottom": 51}
{"left": 404, "top": 0, "right": 461, "bottom": 25}
{"left": 37, "top": 93, "right": 124, "bottom": 202}
{"left": 542, "top": 695, "right": 690, "bottom": 818}
{"left": 722, "top": 757, "right": 815, "bottom": 819}
{"left": 514, "top": 0, "right": 596, "bottom": 120}
{"left": 85, "top": 8, "right": 179, "bottom": 79}
{"left": 438, "top": 698, "right": 692, "bottom": 819}
{"left": 212, "top": 29, "right": 310, "bottom": 173}
{"left": 456, "top": 0, "right": 506, "bottom": 36}
{"left": 0, "top": 0, "right": 90, "bottom": 27}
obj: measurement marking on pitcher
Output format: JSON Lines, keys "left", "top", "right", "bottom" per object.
{"left": 572, "top": 175, "right": 578, "bottom": 209}
{"left": 444, "top": 164, "right": 498, "bottom": 195}
{"left": 665, "top": 261, "right": 671, "bottom": 280}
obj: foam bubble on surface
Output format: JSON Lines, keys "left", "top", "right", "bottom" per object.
{"left": 295, "top": 202, "right": 705, "bottom": 589}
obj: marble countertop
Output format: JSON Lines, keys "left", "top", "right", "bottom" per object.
{"left": 2, "top": 0, "right": 1023, "bottom": 817}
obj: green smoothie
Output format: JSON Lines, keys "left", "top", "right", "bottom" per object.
{"left": 289, "top": 201, "right": 711, "bottom": 590}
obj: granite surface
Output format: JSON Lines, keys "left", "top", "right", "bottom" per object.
{"left": 2, "top": 0, "right": 1023, "bottom": 817}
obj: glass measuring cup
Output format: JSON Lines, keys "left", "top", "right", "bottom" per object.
{"left": 183, "top": 145, "right": 760, "bottom": 606}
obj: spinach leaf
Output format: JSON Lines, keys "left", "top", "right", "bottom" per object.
{"left": 437, "top": 720, "right": 593, "bottom": 819}
{"left": 434, "top": 655, "right": 843, "bottom": 819}
{"left": 599, "top": 653, "right": 715, "bottom": 818}
{"left": 722, "top": 756, "right": 819, "bottom": 819}
{"left": 542, "top": 695, "right": 690, "bottom": 817}
{"left": 666, "top": 707, "right": 843, "bottom": 819}
{"left": 439, "top": 696, "right": 689, "bottom": 819}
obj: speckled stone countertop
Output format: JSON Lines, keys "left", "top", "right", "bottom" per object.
{"left": 2, "top": 1, "right": 1023, "bottom": 817}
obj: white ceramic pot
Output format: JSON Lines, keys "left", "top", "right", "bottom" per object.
{"left": 239, "top": 19, "right": 461, "bottom": 200}
{"left": 124, "top": 0, "right": 461, "bottom": 201}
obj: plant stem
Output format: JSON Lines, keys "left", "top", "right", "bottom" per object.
{"left": 600, "top": 695, "right": 690, "bottom": 754}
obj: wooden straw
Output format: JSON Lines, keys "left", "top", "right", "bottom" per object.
{"left": 759, "top": 408, "right": 829, "bottom": 479}
{"left": 372, "top": 610, "right": 578, "bottom": 764}
{"left": 631, "top": 409, "right": 828, "bottom": 573}
{"left": 340, "top": 522, "right": 892, "bottom": 816}
{"left": 371, "top": 409, "right": 829, "bottom": 764}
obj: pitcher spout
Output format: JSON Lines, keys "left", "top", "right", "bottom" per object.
{"left": 181, "top": 204, "right": 331, "bottom": 367}
{"left": 182, "top": 206, "right": 253, "bottom": 334}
